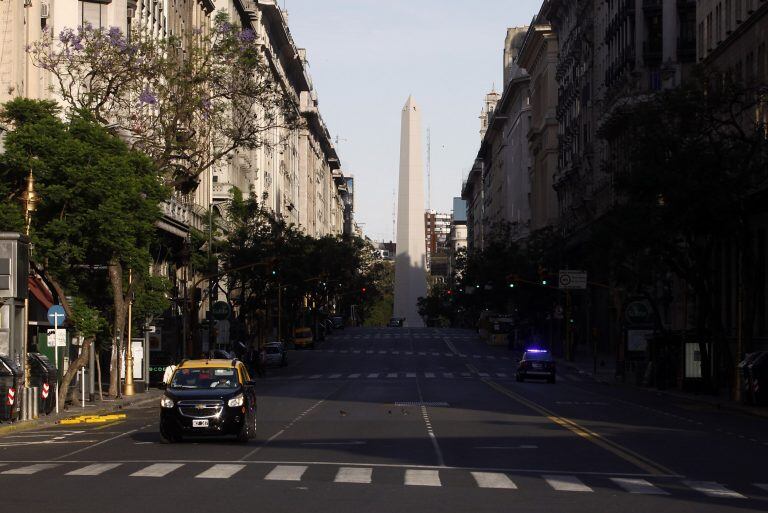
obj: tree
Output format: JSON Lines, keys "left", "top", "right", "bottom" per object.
{"left": 0, "top": 98, "right": 169, "bottom": 401}
{"left": 28, "top": 12, "right": 299, "bottom": 192}
{"left": 598, "top": 71, "right": 768, "bottom": 390}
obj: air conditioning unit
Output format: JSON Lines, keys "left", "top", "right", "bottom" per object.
{"left": 40, "top": 2, "right": 49, "bottom": 18}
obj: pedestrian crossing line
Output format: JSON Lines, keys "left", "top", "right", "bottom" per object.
{"left": 543, "top": 475, "right": 593, "bottom": 492}
{"left": 425, "top": 373, "right": 435, "bottom": 378}
{"left": 366, "top": 373, "right": 379, "bottom": 378}
{"left": 328, "top": 374, "right": 342, "bottom": 379}
{"left": 392, "top": 351, "right": 400, "bottom": 355}
{"left": 353, "top": 350, "right": 361, "bottom": 354}
{"left": 443, "top": 373, "right": 454, "bottom": 378}
{"left": 348, "top": 373, "right": 361, "bottom": 379}
{"left": 378, "top": 351, "right": 387, "bottom": 354}
{"left": 309, "top": 374, "right": 323, "bottom": 379}
{"left": 2, "top": 463, "right": 59, "bottom": 475}
{"left": 387, "top": 373, "right": 398, "bottom": 378}
{"left": 405, "top": 469, "right": 441, "bottom": 487}
{"left": 683, "top": 481, "right": 746, "bottom": 499}
{"left": 66, "top": 463, "right": 122, "bottom": 476}
{"left": 478, "top": 373, "right": 490, "bottom": 377}
{"left": 334, "top": 467, "right": 372, "bottom": 484}
{"left": 610, "top": 478, "right": 668, "bottom": 495}
{"left": 366, "top": 350, "right": 374, "bottom": 354}
{"left": 405, "top": 351, "right": 413, "bottom": 355}
{"left": 418, "top": 352, "right": 426, "bottom": 355}
{"left": 130, "top": 463, "right": 184, "bottom": 478}
{"left": 496, "top": 373, "right": 508, "bottom": 378}
{"left": 471, "top": 472, "right": 517, "bottom": 489}
{"left": 196, "top": 464, "right": 246, "bottom": 479}
{"left": 265, "top": 465, "right": 307, "bottom": 481}
{"left": 290, "top": 375, "right": 304, "bottom": 380}
{"left": 755, "top": 483, "right": 768, "bottom": 493}
{"left": 406, "top": 373, "right": 417, "bottom": 378}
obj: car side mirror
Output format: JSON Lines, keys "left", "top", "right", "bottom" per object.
{"left": 246, "top": 380, "right": 258, "bottom": 387}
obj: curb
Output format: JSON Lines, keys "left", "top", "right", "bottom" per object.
{"left": 0, "top": 390, "right": 162, "bottom": 437}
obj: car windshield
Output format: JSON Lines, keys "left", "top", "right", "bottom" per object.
{"left": 524, "top": 351, "right": 551, "bottom": 361}
{"left": 170, "top": 367, "right": 239, "bottom": 389}
{"left": 265, "top": 346, "right": 281, "bottom": 354}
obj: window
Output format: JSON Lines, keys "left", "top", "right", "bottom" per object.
{"left": 78, "top": 1, "right": 108, "bottom": 29}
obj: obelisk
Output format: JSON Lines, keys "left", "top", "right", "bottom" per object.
{"left": 393, "top": 96, "right": 427, "bottom": 327}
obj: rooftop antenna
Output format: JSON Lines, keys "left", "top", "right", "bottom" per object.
{"left": 426, "top": 127, "right": 431, "bottom": 211}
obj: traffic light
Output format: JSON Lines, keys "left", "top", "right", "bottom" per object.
{"left": 509, "top": 283, "right": 515, "bottom": 289}
{"left": 446, "top": 289, "right": 453, "bottom": 296}
{"left": 541, "top": 279, "right": 548, "bottom": 286}
{"left": 361, "top": 287, "right": 367, "bottom": 294}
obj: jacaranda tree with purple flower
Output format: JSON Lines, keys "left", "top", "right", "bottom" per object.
{"left": 29, "top": 11, "right": 299, "bottom": 194}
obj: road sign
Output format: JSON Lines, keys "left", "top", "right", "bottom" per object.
{"left": 46, "top": 328, "right": 66, "bottom": 347}
{"left": 47, "top": 304, "right": 66, "bottom": 326}
{"left": 558, "top": 270, "right": 587, "bottom": 290}
{"left": 212, "top": 301, "right": 231, "bottom": 320}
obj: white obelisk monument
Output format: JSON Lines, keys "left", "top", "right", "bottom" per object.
{"left": 393, "top": 96, "right": 427, "bottom": 327}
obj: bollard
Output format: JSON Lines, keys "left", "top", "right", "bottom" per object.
{"left": 32, "top": 386, "right": 39, "bottom": 419}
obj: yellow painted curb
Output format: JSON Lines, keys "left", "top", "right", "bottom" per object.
{"left": 59, "top": 413, "right": 127, "bottom": 425}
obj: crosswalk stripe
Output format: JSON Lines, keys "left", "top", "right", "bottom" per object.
{"left": 309, "top": 374, "right": 322, "bottom": 379}
{"left": 432, "top": 353, "right": 440, "bottom": 356}
{"left": 353, "top": 350, "right": 361, "bottom": 354}
{"left": 66, "top": 463, "right": 122, "bottom": 476}
{"left": 496, "top": 373, "right": 508, "bottom": 378}
{"left": 290, "top": 375, "right": 304, "bottom": 380}
{"left": 265, "top": 465, "right": 307, "bottom": 481}
{"left": 543, "top": 475, "right": 593, "bottom": 492}
{"left": 471, "top": 472, "right": 517, "bottom": 489}
{"left": 478, "top": 372, "right": 490, "bottom": 377}
{"left": 131, "top": 463, "right": 184, "bottom": 477}
{"left": 406, "top": 373, "right": 417, "bottom": 378}
{"left": 683, "top": 481, "right": 746, "bottom": 499}
{"left": 461, "top": 372, "right": 471, "bottom": 377}
{"left": 196, "top": 464, "right": 245, "bottom": 479}
{"left": 348, "top": 373, "right": 361, "bottom": 378}
{"left": 418, "top": 352, "right": 426, "bottom": 355}
{"left": 755, "top": 483, "right": 768, "bottom": 492}
{"left": 611, "top": 478, "right": 668, "bottom": 495}
{"left": 405, "top": 351, "right": 413, "bottom": 355}
{"left": 334, "top": 467, "right": 372, "bottom": 484}
{"left": 387, "top": 373, "right": 398, "bottom": 378}
{"left": 392, "top": 351, "right": 400, "bottom": 355}
{"left": 443, "top": 373, "right": 454, "bottom": 378}
{"left": 425, "top": 373, "right": 435, "bottom": 378}
{"left": 366, "top": 373, "right": 379, "bottom": 378}
{"left": 405, "top": 469, "right": 441, "bottom": 487}
{"left": 366, "top": 350, "right": 374, "bottom": 354}
{"left": 2, "top": 464, "right": 59, "bottom": 475}
{"left": 378, "top": 351, "right": 387, "bottom": 354}
{"left": 328, "top": 374, "right": 342, "bottom": 379}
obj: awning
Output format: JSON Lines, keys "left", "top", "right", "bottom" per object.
{"left": 28, "top": 275, "right": 54, "bottom": 310}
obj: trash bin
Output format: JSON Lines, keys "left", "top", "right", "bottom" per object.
{"left": 27, "top": 353, "right": 58, "bottom": 415}
{"left": 0, "top": 356, "right": 23, "bottom": 422}
{"left": 749, "top": 351, "right": 768, "bottom": 407}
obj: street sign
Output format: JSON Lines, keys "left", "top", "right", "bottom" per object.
{"left": 558, "top": 270, "right": 587, "bottom": 290}
{"left": 624, "top": 300, "right": 654, "bottom": 326}
{"left": 47, "top": 304, "right": 66, "bottom": 326}
{"left": 212, "top": 301, "right": 231, "bottom": 320}
{"left": 46, "top": 328, "right": 66, "bottom": 347}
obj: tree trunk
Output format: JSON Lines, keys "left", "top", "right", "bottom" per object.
{"left": 58, "top": 338, "right": 93, "bottom": 409}
{"left": 96, "top": 349, "right": 104, "bottom": 401}
{"left": 108, "top": 258, "right": 127, "bottom": 397}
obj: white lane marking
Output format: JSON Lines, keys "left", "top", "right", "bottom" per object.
{"left": 405, "top": 469, "right": 441, "bottom": 487}
{"left": 392, "top": 351, "right": 400, "bottom": 355}
{"left": 443, "top": 373, "right": 454, "bottom": 378}
{"left": 378, "top": 351, "right": 387, "bottom": 354}
{"left": 487, "top": 356, "right": 497, "bottom": 360}
{"left": 478, "top": 372, "right": 490, "bottom": 377}
{"left": 130, "top": 463, "right": 184, "bottom": 477}
{"left": 196, "top": 464, "right": 245, "bottom": 479}
{"left": 475, "top": 445, "right": 538, "bottom": 450}
{"left": 473, "top": 355, "right": 482, "bottom": 359}
{"left": 405, "top": 351, "right": 413, "bottom": 355}
{"left": 265, "top": 465, "right": 307, "bottom": 481}
{"left": 339, "top": 350, "right": 348, "bottom": 354}
{"left": 496, "top": 373, "right": 508, "bottom": 378}
{"left": 366, "top": 350, "right": 374, "bottom": 354}
{"left": 432, "top": 352, "right": 441, "bottom": 356}
{"left": 328, "top": 374, "right": 342, "bottom": 379}
{"left": 461, "top": 372, "right": 471, "bottom": 377}
{"left": 444, "top": 353, "right": 453, "bottom": 357}
{"left": 387, "top": 373, "right": 398, "bottom": 378}
{"left": 610, "top": 478, "right": 668, "bottom": 495}
{"left": 353, "top": 350, "right": 361, "bottom": 354}
{"left": 418, "top": 352, "right": 426, "bottom": 356}
{"left": 471, "top": 472, "right": 517, "bottom": 489}
{"left": 543, "top": 475, "right": 593, "bottom": 492}
{"left": 335, "top": 467, "right": 373, "bottom": 484}
{"left": 348, "top": 373, "right": 361, "bottom": 379}
{"left": 366, "top": 373, "right": 379, "bottom": 378}
{"left": 755, "top": 483, "right": 768, "bottom": 492}
{"left": 309, "top": 374, "right": 323, "bottom": 379}
{"left": 424, "top": 372, "right": 435, "bottom": 378}
{"left": 406, "top": 373, "right": 417, "bottom": 378}
{"left": 2, "top": 464, "right": 59, "bottom": 475}
{"left": 66, "top": 463, "right": 122, "bottom": 476}
{"left": 683, "top": 481, "right": 746, "bottom": 499}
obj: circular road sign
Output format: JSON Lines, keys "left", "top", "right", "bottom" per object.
{"left": 47, "top": 304, "right": 66, "bottom": 325}
{"left": 559, "top": 274, "right": 572, "bottom": 287}
{"left": 212, "top": 301, "right": 231, "bottom": 320}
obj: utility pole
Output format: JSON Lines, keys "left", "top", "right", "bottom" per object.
{"left": 124, "top": 269, "right": 135, "bottom": 396}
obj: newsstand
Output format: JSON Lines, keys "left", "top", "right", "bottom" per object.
{"left": 0, "top": 355, "right": 23, "bottom": 422}
{"left": 28, "top": 353, "right": 58, "bottom": 415}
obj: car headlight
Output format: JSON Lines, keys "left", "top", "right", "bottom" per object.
{"left": 227, "top": 394, "right": 244, "bottom": 408}
{"left": 160, "top": 396, "right": 175, "bottom": 409}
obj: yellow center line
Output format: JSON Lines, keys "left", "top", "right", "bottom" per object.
{"left": 483, "top": 378, "right": 676, "bottom": 476}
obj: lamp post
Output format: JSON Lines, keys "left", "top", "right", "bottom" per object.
{"left": 124, "top": 268, "right": 135, "bottom": 396}
{"left": 20, "top": 166, "right": 38, "bottom": 388}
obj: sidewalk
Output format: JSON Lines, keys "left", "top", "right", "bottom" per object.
{"left": 558, "top": 352, "right": 768, "bottom": 420}
{"left": 0, "top": 387, "right": 163, "bottom": 436}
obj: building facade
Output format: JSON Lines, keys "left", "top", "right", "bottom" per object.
{"left": 424, "top": 210, "right": 451, "bottom": 279}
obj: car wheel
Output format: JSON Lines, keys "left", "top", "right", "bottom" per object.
{"left": 237, "top": 415, "right": 251, "bottom": 443}
{"left": 160, "top": 424, "right": 181, "bottom": 444}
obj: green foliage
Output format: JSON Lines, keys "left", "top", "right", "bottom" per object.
{"left": 133, "top": 275, "right": 172, "bottom": 324}
{"left": 70, "top": 297, "right": 107, "bottom": 339}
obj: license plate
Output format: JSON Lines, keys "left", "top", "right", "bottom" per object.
{"left": 532, "top": 363, "right": 543, "bottom": 369}
{"left": 192, "top": 419, "right": 209, "bottom": 428}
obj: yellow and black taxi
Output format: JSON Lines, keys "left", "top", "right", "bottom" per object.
{"left": 160, "top": 359, "right": 257, "bottom": 443}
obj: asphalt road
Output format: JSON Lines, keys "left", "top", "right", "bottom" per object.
{"left": 1, "top": 327, "right": 766, "bottom": 512}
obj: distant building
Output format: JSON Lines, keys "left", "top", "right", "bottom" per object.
{"left": 424, "top": 210, "right": 451, "bottom": 276}
{"left": 376, "top": 241, "right": 396, "bottom": 261}
{"left": 447, "top": 199, "right": 468, "bottom": 281}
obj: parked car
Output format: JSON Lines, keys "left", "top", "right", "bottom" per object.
{"left": 388, "top": 317, "right": 404, "bottom": 327}
{"left": 331, "top": 316, "right": 345, "bottom": 329}
{"left": 264, "top": 341, "right": 287, "bottom": 367}
{"left": 160, "top": 358, "right": 257, "bottom": 443}
{"left": 293, "top": 327, "right": 314, "bottom": 349}
{"left": 516, "top": 349, "right": 556, "bottom": 383}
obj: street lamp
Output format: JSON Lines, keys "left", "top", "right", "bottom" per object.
{"left": 20, "top": 165, "right": 38, "bottom": 388}
{"left": 124, "top": 268, "right": 135, "bottom": 396}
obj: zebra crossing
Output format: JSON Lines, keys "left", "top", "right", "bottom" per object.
{"left": 329, "top": 333, "right": 477, "bottom": 341}
{"left": 0, "top": 461, "right": 763, "bottom": 499}
{"left": 264, "top": 371, "right": 514, "bottom": 381}
{"left": 312, "top": 348, "right": 510, "bottom": 360}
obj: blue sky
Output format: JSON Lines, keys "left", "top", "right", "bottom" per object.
{"left": 284, "top": 0, "right": 544, "bottom": 241}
